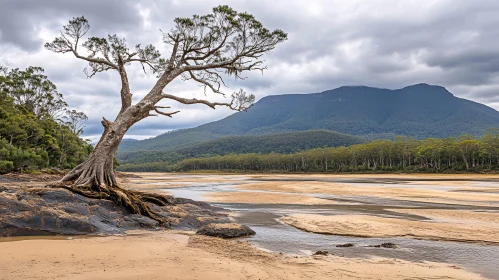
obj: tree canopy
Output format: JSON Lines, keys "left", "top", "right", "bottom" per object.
{"left": 0, "top": 66, "right": 92, "bottom": 173}
{"left": 45, "top": 6, "right": 287, "bottom": 117}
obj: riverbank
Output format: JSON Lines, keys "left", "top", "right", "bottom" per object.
{"left": 0, "top": 230, "right": 485, "bottom": 280}
{"left": 1, "top": 172, "right": 498, "bottom": 279}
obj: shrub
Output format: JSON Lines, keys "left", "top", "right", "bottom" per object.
{"left": 0, "top": 160, "right": 14, "bottom": 173}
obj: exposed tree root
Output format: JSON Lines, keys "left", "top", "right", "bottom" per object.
{"left": 47, "top": 142, "right": 177, "bottom": 226}
{"left": 47, "top": 181, "right": 173, "bottom": 227}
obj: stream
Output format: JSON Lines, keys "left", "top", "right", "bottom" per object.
{"left": 137, "top": 176, "right": 499, "bottom": 279}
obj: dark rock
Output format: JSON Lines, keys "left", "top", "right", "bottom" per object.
{"left": 196, "top": 223, "right": 256, "bottom": 238}
{"left": 0, "top": 186, "right": 232, "bottom": 237}
{"left": 367, "top": 242, "right": 399, "bottom": 249}
{"left": 380, "top": 242, "right": 398, "bottom": 249}
{"left": 313, "top": 250, "right": 329, "bottom": 256}
{"left": 63, "top": 204, "right": 91, "bottom": 216}
{"left": 336, "top": 243, "right": 355, "bottom": 248}
{"left": 123, "top": 214, "right": 159, "bottom": 227}
{"left": 0, "top": 175, "right": 22, "bottom": 183}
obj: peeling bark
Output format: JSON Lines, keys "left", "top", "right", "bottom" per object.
{"left": 57, "top": 107, "right": 171, "bottom": 224}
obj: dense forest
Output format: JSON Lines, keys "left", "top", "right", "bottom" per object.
{"left": 0, "top": 66, "right": 92, "bottom": 173}
{"left": 117, "top": 130, "right": 366, "bottom": 165}
{"left": 117, "top": 132, "right": 499, "bottom": 173}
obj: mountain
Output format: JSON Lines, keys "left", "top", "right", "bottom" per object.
{"left": 119, "top": 83, "right": 499, "bottom": 154}
{"left": 117, "top": 130, "right": 366, "bottom": 165}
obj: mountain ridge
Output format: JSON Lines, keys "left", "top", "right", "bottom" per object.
{"left": 119, "top": 83, "right": 499, "bottom": 153}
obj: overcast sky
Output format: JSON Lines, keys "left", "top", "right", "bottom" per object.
{"left": 1, "top": 0, "right": 499, "bottom": 141}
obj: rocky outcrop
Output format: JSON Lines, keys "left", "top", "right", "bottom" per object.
{"left": 0, "top": 185, "right": 233, "bottom": 236}
{"left": 196, "top": 223, "right": 256, "bottom": 238}
{"left": 336, "top": 243, "right": 355, "bottom": 247}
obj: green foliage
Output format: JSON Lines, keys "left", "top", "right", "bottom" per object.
{"left": 118, "top": 162, "right": 175, "bottom": 172}
{"left": 117, "top": 130, "right": 366, "bottom": 166}
{"left": 62, "top": 109, "right": 88, "bottom": 136}
{"left": 2, "top": 66, "right": 68, "bottom": 118}
{"left": 119, "top": 133, "right": 499, "bottom": 173}
{"left": 0, "top": 66, "right": 92, "bottom": 173}
{"left": 0, "top": 160, "right": 14, "bottom": 173}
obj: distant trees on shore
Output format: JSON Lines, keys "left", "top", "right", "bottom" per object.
{"left": 118, "top": 131, "right": 499, "bottom": 173}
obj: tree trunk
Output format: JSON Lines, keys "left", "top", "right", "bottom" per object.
{"left": 61, "top": 117, "right": 128, "bottom": 186}
{"left": 56, "top": 107, "right": 172, "bottom": 224}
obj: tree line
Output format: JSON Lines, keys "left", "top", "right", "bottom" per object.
{"left": 118, "top": 132, "right": 499, "bottom": 173}
{"left": 117, "top": 130, "right": 365, "bottom": 165}
{"left": 0, "top": 66, "right": 92, "bottom": 173}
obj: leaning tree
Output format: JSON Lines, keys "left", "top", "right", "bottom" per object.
{"left": 45, "top": 6, "right": 287, "bottom": 222}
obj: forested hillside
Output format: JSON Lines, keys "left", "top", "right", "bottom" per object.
{"left": 119, "top": 84, "right": 499, "bottom": 155}
{"left": 117, "top": 130, "right": 365, "bottom": 166}
{"left": 118, "top": 132, "right": 499, "bottom": 173}
{"left": 0, "top": 66, "right": 92, "bottom": 173}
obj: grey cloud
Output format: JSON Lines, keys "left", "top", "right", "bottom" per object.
{"left": 2, "top": 0, "right": 499, "bottom": 140}
{"left": 0, "top": 0, "right": 143, "bottom": 50}
{"left": 426, "top": 49, "right": 499, "bottom": 73}
{"left": 460, "top": 85, "right": 499, "bottom": 103}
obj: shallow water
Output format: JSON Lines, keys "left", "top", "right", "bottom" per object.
{"left": 140, "top": 175, "right": 499, "bottom": 279}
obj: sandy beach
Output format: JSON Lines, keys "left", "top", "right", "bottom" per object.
{"left": 0, "top": 231, "right": 485, "bottom": 280}
{"left": 279, "top": 212, "right": 499, "bottom": 244}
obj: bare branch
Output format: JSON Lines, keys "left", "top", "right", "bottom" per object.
{"left": 168, "top": 35, "right": 181, "bottom": 69}
{"left": 74, "top": 50, "right": 118, "bottom": 70}
{"left": 162, "top": 93, "right": 230, "bottom": 109}
{"left": 162, "top": 88, "right": 254, "bottom": 111}
{"left": 118, "top": 56, "right": 132, "bottom": 113}
{"left": 152, "top": 107, "right": 180, "bottom": 118}
{"left": 184, "top": 70, "right": 224, "bottom": 96}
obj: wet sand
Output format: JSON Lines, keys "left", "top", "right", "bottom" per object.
{"left": 233, "top": 179, "right": 499, "bottom": 206}
{"left": 131, "top": 174, "right": 499, "bottom": 206}
{"left": 0, "top": 231, "right": 484, "bottom": 280}
{"left": 279, "top": 213, "right": 499, "bottom": 244}
{"left": 206, "top": 191, "right": 337, "bottom": 205}
{"left": 390, "top": 209, "right": 499, "bottom": 225}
